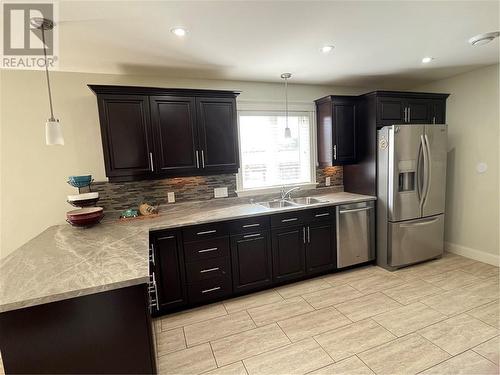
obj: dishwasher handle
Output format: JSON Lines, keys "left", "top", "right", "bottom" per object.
{"left": 338, "top": 207, "right": 373, "bottom": 214}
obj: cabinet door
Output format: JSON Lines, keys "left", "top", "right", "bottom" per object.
{"left": 377, "top": 97, "right": 405, "bottom": 126}
{"left": 231, "top": 231, "right": 273, "bottom": 293}
{"left": 97, "top": 95, "right": 154, "bottom": 180}
{"left": 306, "top": 222, "right": 336, "bottom": 275}
{"left": 271, "top": 226, "right": 306, "bottom": 283}
{"left": 431, "top": 99, "right": 446, "bottom": 124}
{"left": 150, "top": 96, "right": 199, "bottom": 175}
{"left": 152, "top": 232, "right": 188, "bottom": 311}
{"left": 332, "top": 101, "right": 357, "bottom": 165}
{"left": 406, "top": 99, "right": 431, "bottom": 124}
{"left": 196, "top": 98, "right": 239, "bottom": 173}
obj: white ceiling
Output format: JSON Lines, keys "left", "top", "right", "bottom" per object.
{"left": 53, "top": 1, "right": 500, "bottom": 88}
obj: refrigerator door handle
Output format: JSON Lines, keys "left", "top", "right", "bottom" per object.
{"left": 400, "top": 216, "right": 440, "bottom": 228}
{"left": 416, "top": 140, "right": 423, "bottom": 202}
{"left": 420, "top": 135, "right": 429, "bottom": 210}
{"left": 423, "top": 134, "right": 432, "bottom": 206}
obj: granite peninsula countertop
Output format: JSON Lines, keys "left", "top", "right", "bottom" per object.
{"left": 0, "top": 190, "right": 375, "bottom": 313}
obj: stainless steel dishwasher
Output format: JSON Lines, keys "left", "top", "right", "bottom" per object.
{"left": 336, "top": 201, "right": 375, "bottom": 268}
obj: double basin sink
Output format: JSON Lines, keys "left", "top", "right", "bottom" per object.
{"left": 257, "top": 197, "right": 327, "bottom": 209}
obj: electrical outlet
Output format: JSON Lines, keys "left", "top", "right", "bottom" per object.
{"left": 167, "top": 192, "right": 175, "bottom": 203}
{"left": 214, "top": 187, "right": 228, "bottom": 198}
{"left": 325, "top": 177, "right": 331, "bottom": 186}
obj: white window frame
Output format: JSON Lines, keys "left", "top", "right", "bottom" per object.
{"left": 235, "top": 108, "right": 318, "bottom": 197}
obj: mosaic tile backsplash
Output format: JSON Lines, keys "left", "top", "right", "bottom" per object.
{"left": 92, "top": 167, "right": 343, "bottom": 211}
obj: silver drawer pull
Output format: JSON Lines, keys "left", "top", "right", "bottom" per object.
{"left": 200, "top": 267, "right": 219, "bottom": 273}
{"left": 198, "top": 247, "right": 218, "bottom": 253}
{"left": 339, "top": 207, "right": 372, "bottom": 214}
{"left": 197, "top": 230, "right": 217, "bottom": 235}
{"left": 158, "top": 235, "right": 175, "bottom": 241}
{"left": 282, "top": 218, "right": 298, "bottom": 222}
{"left": 315, "top": 213, "right": 330, "bottom": 217}
{"left": 243, "top": 233, "right": 261, "bottom": 239}
{"left": 243, "top": 223, "right": 260, "bottom": 228}
{"left": 201, "top": 286, "right": 221, "bottom": 294}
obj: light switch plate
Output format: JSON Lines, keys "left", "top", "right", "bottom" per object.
{"left": 214, "top": 187, "right": 228, "bottom": 198}
{"left": 167, "top": 192, "right": 175, "bottom": 203}
{"left": 325, "top": 177, "right": 331, "bottom": 186}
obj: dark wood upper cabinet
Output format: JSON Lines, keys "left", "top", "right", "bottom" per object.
{"left": 96, "top": 94, "right": 154, "bottom": 179}
{"left": 316, "top": 96, "right": 358, "bottom": 167}
{"left": 377, "top": 97, "right": 405, "bottom": 125}
{"left": 197, "top": 97, "right": 239, "bottom": 172}
{"left": 430, "top": 99, "right": 446, "bottom": 124}
{"left": 89, "top": 86, "right": 240, "bottom": 181}
{"left": 406, "top": 98, "right": 431, "bottom": 123}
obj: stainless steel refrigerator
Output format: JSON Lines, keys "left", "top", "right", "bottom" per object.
{"left": 377, "top": 124, "right": 447, "bottom": 270}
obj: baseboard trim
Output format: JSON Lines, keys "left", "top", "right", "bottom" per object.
{"left": 445, "top": 242, "right": 500, "bottom": 266}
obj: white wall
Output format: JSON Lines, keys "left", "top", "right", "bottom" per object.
{"left": 0, "top": 69, "right": 368, "bottom": 259}
{"left": 414, "top": 64, "right": 500, "bottom": 265}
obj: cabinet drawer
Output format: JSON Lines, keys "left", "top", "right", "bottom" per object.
{"left": 270, "top": 210, "right": 308, "bottom": 228}
{"left": 186, "top": 257, "right": 231, "bottom": 283}
{"left": 187, "top": 276, "right": 232, "bottom": 304}
{"left": 228, "top": 216, "right": 270, "bottom": 234}
{"left": 309, "top": 207, "right": 335, "bottom": 223}
{"left": 183, "top": 237, "right": 230, "bottom": 262}
{"left": 183, "top": 222, "right": 229, "bottom": 242}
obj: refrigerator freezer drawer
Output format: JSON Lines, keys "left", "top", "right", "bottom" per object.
{"left": 389, "top": 214, "right": 444, "bottom": 267}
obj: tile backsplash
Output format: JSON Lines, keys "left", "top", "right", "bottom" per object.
{"left": 92, "top": 166, "right": 343, "bottom": 211}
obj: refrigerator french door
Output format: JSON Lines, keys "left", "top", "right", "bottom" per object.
{"left": 377, "top": 124, "right": 447, "bottom": 270}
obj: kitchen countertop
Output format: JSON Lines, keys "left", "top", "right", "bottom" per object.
{"left": 0, "top": 191, "right": 375, "bottom": 313}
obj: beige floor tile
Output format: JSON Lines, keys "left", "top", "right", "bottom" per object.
{"left": 184, "top": 311, "right": 256, "bottom": 347}
{"left": 247, "top": 296, "right": 314, "bottom": 326}
{"left": 334, "top": 292, "right": 402, "bottom": 322}
{"left": 382, "top": 279, "right": 444, "bottom": 305}
{"left": 157, "top": 327, "right": 186, "bottom": 357}
{"left": 395, "top": 256, "right": 475, "bottom": 279}
{"left": 322, "top": 266, "right": 390, "bottom": 286}
{"left": 473, "top": 336, "right": 500, "bottom": 365}
{"left": 161, "top": 303, "right": 227, "bottom": 331}
{"left": 419, "top": 314, "right": 499, "bottom": 355}
{"left": 276, "top": 278, "right": 332, "bottom": 299}
{"left": 425, "top": 269, "right": 481, "bottom": 290}
{"left": 223, "top": 290, "right": 283, "bottom": 314}
{"left": 157, "top": 343, "right": 216, "bottom": 375}
{"left": 373, "top": 302, "right": 447, "bottom": 337}
{"left": 421, "top": 288, "right": 495, "bottom": 316}
{"left": 243, "top": 338, "right": 332, "bottom": 375}
{"left": 421, "top": 350, "right": 499, "bottom": 375}
{"left": 211, "top": 324, "right": 290, "bottom": 366}
{"left": 202, "top": 362, "right": 248, "bottom": 375}
{"left": 358, "top": 333, "right": 450, "bottom": 375}
{"left": 301, "top": 284, "right": 363, "bottom": 309}
{"left": 461, "top": 262, "right": 500, "bottom": 279}
{"left": 307, "top": 356, "right": 375, "bottom": 375}
{"left": 314, "top": 319, "right": 395, "bottom": 361}
{"left": 462, "top": 277, "right": 500, "bottom": 299}
{"left": 348, "top": 273, "right": 405, "bottom": 294}
{"left": 468, "top": 301, "right": 500, "bottom": 329}
{"left": 278, "top": 307, "right": 351, "bottom": 342}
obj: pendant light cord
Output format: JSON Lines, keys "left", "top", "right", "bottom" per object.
{"left": 284, "top": 77, "right": 288, "bottom": 129}
{"left": 41, "top": 27, "right": 55, "bottom": 121}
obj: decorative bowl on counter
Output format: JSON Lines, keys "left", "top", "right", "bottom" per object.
{"left": 66, "top": 207, "right": 104, "bottom": 227}
{"left": 67, "top": 192, "right": 99, "bottom": 207}
{"left": 67, "top": 175, "right": 93, "bottom": 188}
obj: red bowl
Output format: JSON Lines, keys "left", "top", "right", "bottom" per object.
{"left": 67, "top": 207, "right": 103, "bottom": 221}
{"left": 67, "top": 213, "right": 104, "bottom": 227}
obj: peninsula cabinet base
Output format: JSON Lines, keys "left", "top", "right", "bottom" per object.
{"left": 0, "top": 284, "right": 156, "bottom": 374}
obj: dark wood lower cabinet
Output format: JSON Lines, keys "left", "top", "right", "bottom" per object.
{"left": 306, "top": 222, "right": 336, "bottom": 275}
{"left": 0, "top": 284, "right": 156, "bottom": 374}
{"left": 231, "top": 231, "right": 273, "bottom": 293}
{"left": 271, "top": 225, "right": 306, "bottom": 283}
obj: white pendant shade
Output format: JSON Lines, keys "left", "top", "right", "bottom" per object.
{"left": 45, "top": 119, "right": 64, "bottom": 145}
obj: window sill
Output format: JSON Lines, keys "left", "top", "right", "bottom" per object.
{"left": 235, "top": 183, "right": 319, "bottom": 198}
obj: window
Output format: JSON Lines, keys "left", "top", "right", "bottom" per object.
{"left": 237, "top": 111, "right": 315, "bottom": 192}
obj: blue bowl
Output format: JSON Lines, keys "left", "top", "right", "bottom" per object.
{"left": 68, "top": 175, "right": 92, "bottom": 188}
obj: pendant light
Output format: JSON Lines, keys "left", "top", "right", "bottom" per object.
{"left": 30, "top": 17, "right": 64, "bottom": 145}
{"left": 281, "top": 73, "right": 292, "bottom": 138}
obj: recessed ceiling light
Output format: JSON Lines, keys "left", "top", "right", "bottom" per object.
{"left": 422, "top": 57, "right": 434, "bottom": 64}
{"left": 171, "top": 27, "right": 187, "bottom": 37}
{"left": 469, "top": 32, "right": 500, "bottom": 46}
{"left": 321, "top": 45, "right": 334, "bottom": 54}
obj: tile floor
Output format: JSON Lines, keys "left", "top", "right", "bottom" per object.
{"left": 153, "top": 253, "right": 500, "bottom": 375}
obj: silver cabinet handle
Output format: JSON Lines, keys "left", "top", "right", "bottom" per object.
{"left": 201, "top": 150, "right": 205, "bottom": 168}
{"left": 150, "top": 272, "right": 159, "bottom": 311}
{"left": 198, "top": 247, "right": 218, "bottom": 253}
{"left": 149, "top": 244, "right": 155, "bottom": 266}
{"left": 314, "top": 213, "right": 330, "bottom": 217}
{"left": 303, "top": 227, "right": 306, "bottom": 244}
{"left": 333, "top": 145, "right": 337, "bottom": 160}
{"left": 202, "top": 286, "right": 221, "bottom": 294}
{"left": 158, "top": 235, "right": 175, "bottom": 241}
{"left": 243, "top": 233, "right": 261, "bottom": 239}
{"left": 196, "top": 150, "right": 200, "bottom": 168}
{"left": 149, "top": 152, "right": 154, "bottom": 172}
{"left": 282, "top": 218, "right": 298, "bottom": 223}
{"left": 197, "top": 230, "right": 216, "bottom": 235}
{"left": 243, "top": 223, "right": 260, "bottom": 228}
{"left": 200, "top": 267, "right": 219, "bottom": 274}
{"left": 307, "top": 226, "right": 310, "bottom": 243}
{"left": 433, "top": 116, "right": 436, "bottom": 124}
{"left": 339, "top": 207, "right": 372, "bottom": 214}
{"left": 403, "top": 107, "right": 407, "bottom": 123}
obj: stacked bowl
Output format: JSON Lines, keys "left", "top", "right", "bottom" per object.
{"left": 67, "top": 192, "right": 100, "bottom": 207}
{"left": 66, "top": 207, "right": 104, "bottom": 227}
